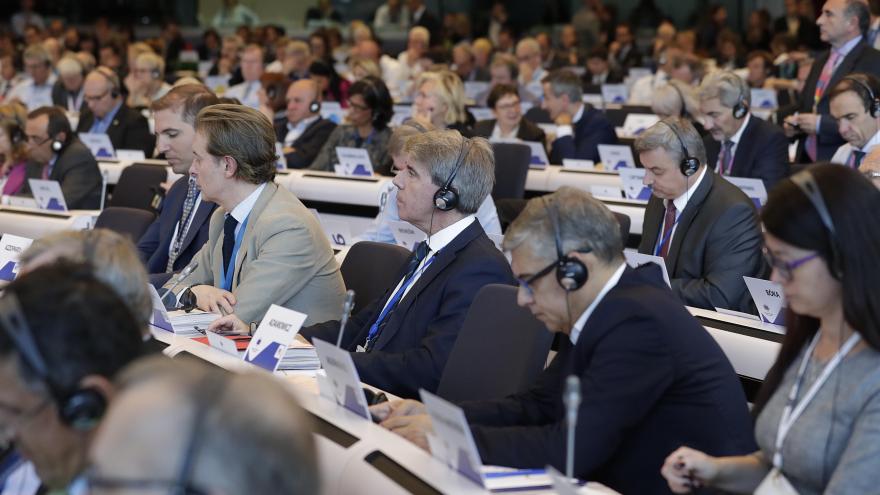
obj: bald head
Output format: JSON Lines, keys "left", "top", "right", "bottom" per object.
{"left": 83, "top": 69, "right": 121, "bottom": 118}
{"left": 286, "top": 78, "right": 322, "bottom": 125}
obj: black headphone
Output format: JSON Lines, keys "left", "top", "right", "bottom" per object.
{"left": 173, "top": 369, "right": 229, "bottom": 495}
{"left": 0, "top": 294, "right": 106, "bottom": 430}
{"left": 544, "top": 196, "right": 589, "bottom": 291}
{"left": 731, "top": 76, "right": 749, "bottom": 119}
{"left": 790, "top": 170, "right": 844, "bottom": 279}
{"left": 151, "top": 67, "right": 161, "bottom": 80}
{"left": 433, "top": 137, "right": 471, "bottom": 211}
{"left": 658, "top": 120, "right": 700, "bottom": 177}
{"left": 309, "top": 100, "right": 321, "bottom": 113}
{"left": 94, "top": 67, "right": 121, "bottom": 99}
{"left": 843, "top": 75, "right": 880, "bottom": 118}
{"left": 668, "top": 82, "right": 688, "bottom": 118}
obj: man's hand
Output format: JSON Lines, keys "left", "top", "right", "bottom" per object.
{"left": 369, "top": 399, "right": 427, "bottom": 422}
{"left": 191, "top": 285, "right": 236, "bottom": 314}
{"left": 555, "top": 112, "right": 573, "bottom": 126}
{"left": 791, "top": 112, "right": 819, "bottom": 134}
{"left": 207, "top": 314, "right": 249, "bottom": 334}
{"left": 380, "top": 414, "right": 434, "bottom": 452}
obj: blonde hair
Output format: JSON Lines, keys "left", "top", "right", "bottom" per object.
{"left": 136, "top": 51, "right": 166, "bottom": 79}
{"left": 416, "top": 70, "right": 467, "bottom": 126}
{"left": 0, "top": 102, "right": 27, "bottom": 163}
{"left": 350, "top": 57, "right": 381, "bottom": 80}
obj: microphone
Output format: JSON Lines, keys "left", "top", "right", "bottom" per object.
{"left": 563, "top": 374, "right": 581, "bottom": 480}
{"left": 160, "top": 261, "right": 199, "bottom": 309}
{"left": 335, "top": 289, "right": 356, "bottom": 347}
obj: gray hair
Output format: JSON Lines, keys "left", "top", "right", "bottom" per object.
{"left": 652, "top": 80, "right": 699, "bottom": 118}
{"left": 388, "top": 118, "right": 436, "bottom": 157}
{"left": 845, "top": 0, "right": 871, "bottom": 35}
{"left": 634, "top": 117, "right": 707, "bottom": 170}
{"left": 403, "top": 130, "right": 495, "bottom": 215}
{"left": 503, "top": 187, "right": 623, "bottom": 264}
{"left": 113, "top": 357, "right": 319, "bottom": 495}
{"left": 542, "top": 69, "right": 583, "bottom": 104}
{"left": 698, "top": 70, "right": 750, "bottom": 108}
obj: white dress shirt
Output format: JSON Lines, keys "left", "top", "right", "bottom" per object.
{"left": 7, "top": 78, "right": 54, "bottom": 110}
{"left": 569, "top": 262, "right": 626, "bottom": 345}
{"left": 225, "top": 80, "right": 261, "bottom": 109}
{"left": 830, "top": 128, "right": 880, "bottom": 167}
{"left": 284, "top": 115, "right": 320, "bottom": 146}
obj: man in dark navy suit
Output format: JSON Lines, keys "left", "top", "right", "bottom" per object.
{"left": 699, "top": 70, "right": 790, "bottom": 190}
{"left": 137, "top": 85, "right": 219, "bottom": 286}
{"left": 298, "top": 130, "right": 514, "bottom": 398}
{"left": 541, "top": 69, "right": 617, "bottom": 164}
{"left": 371, "top": 187, "right": 756, "bottom": 494}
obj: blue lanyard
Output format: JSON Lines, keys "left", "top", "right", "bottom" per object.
{"left": 220, "top": 214, "right": 250, "bottom": 291}
{"left": 653, "top": 213, "right": 680, "bottom": 257}
{"left": 365, "top": 253, "right": 437, "bottom": 348}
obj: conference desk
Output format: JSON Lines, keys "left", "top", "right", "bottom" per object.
{"left": 0, "top": 206, "right": 99, "bottom": 239}
{"left": 155, "top": 331, "right": 618, "bottom": 495}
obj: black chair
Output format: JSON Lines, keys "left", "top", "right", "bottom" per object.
{"left": 524, "top": 106, "right": 552, "bottom": 124}
{"left": 491, "top": 142, "right": 531, "bottom": 201}
{"left": 437, "top": 284, "right": 553, "bottom": 402}
{"left": 109, "top": 163, "right": 168, "bottom": 212}
{"left": 94, "top": 207, "right": 156, "bottom": 242}
{"left": 340, "top": 241, "right": 412, "bottom": 314}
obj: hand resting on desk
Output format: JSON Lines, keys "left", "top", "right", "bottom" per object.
{"left": 370, "top": 399, "right": 433, "bottom": 451}
{"left": 191, "top": 285, "right": 236, "bottom": 315}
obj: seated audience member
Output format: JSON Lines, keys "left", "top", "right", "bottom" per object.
{"left": 413, "top": 70, "right": 474, "bottom": 135}
{"left": 256, "top": 72, "right": 291, "bottom": 128}
{"left": 7, "top": 44, "right": 55, "bottom": 110}
{"left": 0, "top": 53, "right": 25, "bottom": 103}
{"left": 635, "top": 118, "right": 765, "bottom": 313}
{"left": 549, "top": 25, "right": 585, "bottom": 70}
{"left": 394, "top": 26, "right": 432, "bottom": 96}
{"left": 125, "top": 52, "right": 172, "bottom": 109}
{"left": 472, "top": 83, "right": 545, "bottom": 144}
{"left": 0, "top": 262, "right": 145, "bottom": 494}
{"left": 213, "top": 130, "right": 514, "bottom": 398}
{"left": 277, "top": 79, "right": 336, "bottom": 169}
{"left": 542, "top": 69, "right": 617, "bottom": 163}
{"left": 51, "top": 56, "right": 86, "bottom": 114}
{"left": 475, "top": 53, "right": 541, "bottom": 107}
{"left": 610, "top": 22, "right": 642, "bottom": 71}
{"left": 309, "top": 76, "right": 393, "bottom": 172}
{"left": 76, "top": 67, "right": 155, "bottom": 157}
{"left": 373, "top": 0, "right": 410, "bottom": 30}
{"left": 350, "top": 39, "right": 404, "bottom": 98}
{"left": 88, "top": 356, "right": 319, "bottom": 494}
{"left": 309, "top": 59, "right": 349, "bottom": 107}
{"left": 22, "top": 106, "right": 102, "bottom": 209}
{"left": 0, "top": 102, "right": 29, "bottom": 196}
{"left": 138, "top": 85, "right": 220, "bottom": 286}
{"left": 515, "top": 37, "right": 547, "bottom": 99}
{"left": 359, "top": 119, "right": 502, "bottom": 241}
{"left": 652, "top": 80, "right": 701, "bottom": 121}
{"left": 371, "top": 187, "right": 756, "bottom": 494}
{"left": 662, "top": 164, "right": 880, "bottom": 495}
{"left": 349, "top": 57, "right": 382, "bottom": 81}
{"left": 224, "top": 44, "right": 264, "bottom": 109}
{"left": 273, "top": 40, "right": 312, "bottom": 81}
{"left": 18, "top": 228, "right": 160, "bottom": 351}
{"left": 629, "top": 45, "right": 678, "bottom": 105}
{"left": 165, "top": 104, "right": 345, "bottom": 325}
{"left": 582, "top": 46, "right": 624, "bottom": 93}
{"left": 452, "top": 41, "right": 490, "bottom": 82}
{"left": 828, "top": 73, "right": 880, "bottom": 168}
{"left": 698, "top": 71, "right": 790, "bottom": 190}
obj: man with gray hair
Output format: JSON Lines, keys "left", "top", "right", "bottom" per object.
{"left": 370, "top": 186, "right": 756, "bottom": 494}
{"left": 635, "top": 117, "right": 765, "bottom": 313}
{"left": 51, "top": 56, "right": 86, "bottom": 113}
{"left": 7, "top": 44, "right": 55, "bottom": 110}
{"left": 541, "top": 69, "right": 616, "bottom": 163}
{"left": 88, "top": 356, "right": 319, "bottom": 494}
{"left": 698, "top": 70, "right": 789, "bottom": 190}
{"left": 212, "top": 130, "right": 514, "bottom": 399}
{"left": 515, "top": 37, "right": 547, "bottom": 97}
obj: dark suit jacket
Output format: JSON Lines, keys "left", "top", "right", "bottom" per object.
{"left": 638, "top": 169, "right": 765, "bottom": 313}
{"left": 20, "top": 138, "right": 102, "bottom": 209}
{"left": 773, "top": 16, "right": 823, "bottom": 50}
{"left": 274, "top": 117, "right": 337, "bottom": 169}
{"left": 50, "top": 80, "right": 84, "bottom": 112}
{"left": 463, "top": 265, "right": 757, "bottom": 494}
{"left": 137, "top": 176, "right": 217, "bottom": 287}
{"left": 300, "top": 220, "right": 515, "bottom": 398}
{"left": 76, "top": 104, "right": 156, "bottom": 157}
{"left": 612, "top": 43, "right": 642, "bottom": 71}
{"left": 471, "top": 117, "right": 546, "bottom": 144}
{"left": 794, "top": 40, "right": 880, "bottom": 162}
{"left": 581, "top": 67, "right": 625, "bottom": 94}
{"left": 413, "top": 9, "right": 442, "bottom": 46}
{"left": 704, "top": 114, "right": 790, "bottom": 190}
{"left": 549, "top": 105, "right": 617, "bottom": 164}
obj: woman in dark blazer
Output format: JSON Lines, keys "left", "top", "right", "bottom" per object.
{"left": 471, "top": 83, "right": 546, "bottom": 145}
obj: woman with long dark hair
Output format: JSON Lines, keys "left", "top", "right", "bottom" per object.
{"left": 661, "top": 163, "right": 880, "bottom": 494}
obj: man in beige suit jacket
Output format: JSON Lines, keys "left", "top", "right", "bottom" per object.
{"left": 164, "top": 104, "right": 345, "bottom": 325}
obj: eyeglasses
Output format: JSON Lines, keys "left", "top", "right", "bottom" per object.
{"left": 84, "top": 91, "right": 111, "bottom": 103}
{"left": 83, "top": 466, "right": 209, "bottom": 495}
{"left": 495, "top": 101, "right": 521, "bottom": 112}
{"left": 0, "top": 397, "right": 51, "bottom": 444}
{"left": 25, "top": 134, "right": 52, "bottom": 146}
{"left": 347, "top": 100, "right": 370, "bottom": 112}
{"left": 516, "top": 260, "right": 558, "bottom": 299}
{"left": 762, "top": 246, "right": 818, "bottom": 282}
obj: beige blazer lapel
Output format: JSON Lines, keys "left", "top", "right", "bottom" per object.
{"left": 230, "top": 182, "right": 277, "bottom": 290}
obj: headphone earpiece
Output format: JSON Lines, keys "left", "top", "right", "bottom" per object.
{"left": 309, "top": 100, "right": 321, "bottom": 113}
{"left": 544, "top": 196, "right": 588, "bottom": 291}
{"left": 843, "top": 75, "right": 880, "bottom": 118}
{"left": 151, "top": 67, "right": 161, "bottom": 80}
{"left": 433, "top": 137, "right": 471, "bottom": 212}
{"left": 790, "top": 170, "right": 844, "bottom": 279}
{"left": 659, "top": 120, "right": 700, "bottom": 176}
{"left": 732, "top": 98, "right": 748, "bottom": 119}
{"left": 51, "top": 139, "right": 64, "bottom": 152}
{"left": 58, "top": 386, "right": 107, "bottom": 431}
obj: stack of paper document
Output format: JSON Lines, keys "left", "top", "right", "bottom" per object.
{"left": 481, "top": 466, "right": 552, "bottom": 491}
{"left": 279, "top": 340, "right": 320, "bottom": 370}
{"left": 167, "top": 310, "right": 219, "bottom": 337}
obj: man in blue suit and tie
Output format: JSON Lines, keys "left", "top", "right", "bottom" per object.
{"left": 137, "top": 84, "right": 220, "bottom": 286}
{"left": 542, "top": 69, "right": 617, "bottom": 164}
{"left": 371, "top": 187, "right": 756, "bottom": 494}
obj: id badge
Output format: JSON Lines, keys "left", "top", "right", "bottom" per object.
{"left": 755, "top": 468, "right": 800, "bottom": 495}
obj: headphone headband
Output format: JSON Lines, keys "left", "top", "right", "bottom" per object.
{"left": 842, "top": 75, "right": 880, "bottom": 118}
{"left": 790, "top": 170, "right": 843, "bottom": 278}
{"left": 175, "top": 369, "right": 229, "bottom": 494}
{"left": 658, "top": 120, "right": 700, "bottom": 176}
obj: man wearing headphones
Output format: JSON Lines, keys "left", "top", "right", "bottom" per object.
{"left": 275, "top": 79, "right": 336, "bottom": 169}
{"left": 211, "top": 130, "right": 514, "bottom": 399}
{"left": 22, "top": 106, "right": 102, "bottom": 209}
{"left": 370, "top": 187, "right": 756, "bottom": 494}
{"left": 635, "top": 118, "right": 765, "bottom": 314}
{"left": 0, "top": 262, "right": 145, "bottom": 495}
{"left": 828, "top": 73, "right": 880, "bottom": 168}
{"left": 698, "top": 70, "right": 790, "bottom": 190}
{"left": 125, "top": 52, "right": 172, "bottom": 109}
{"left": 76, "top": 67, "right": 155, "bottom": 157}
